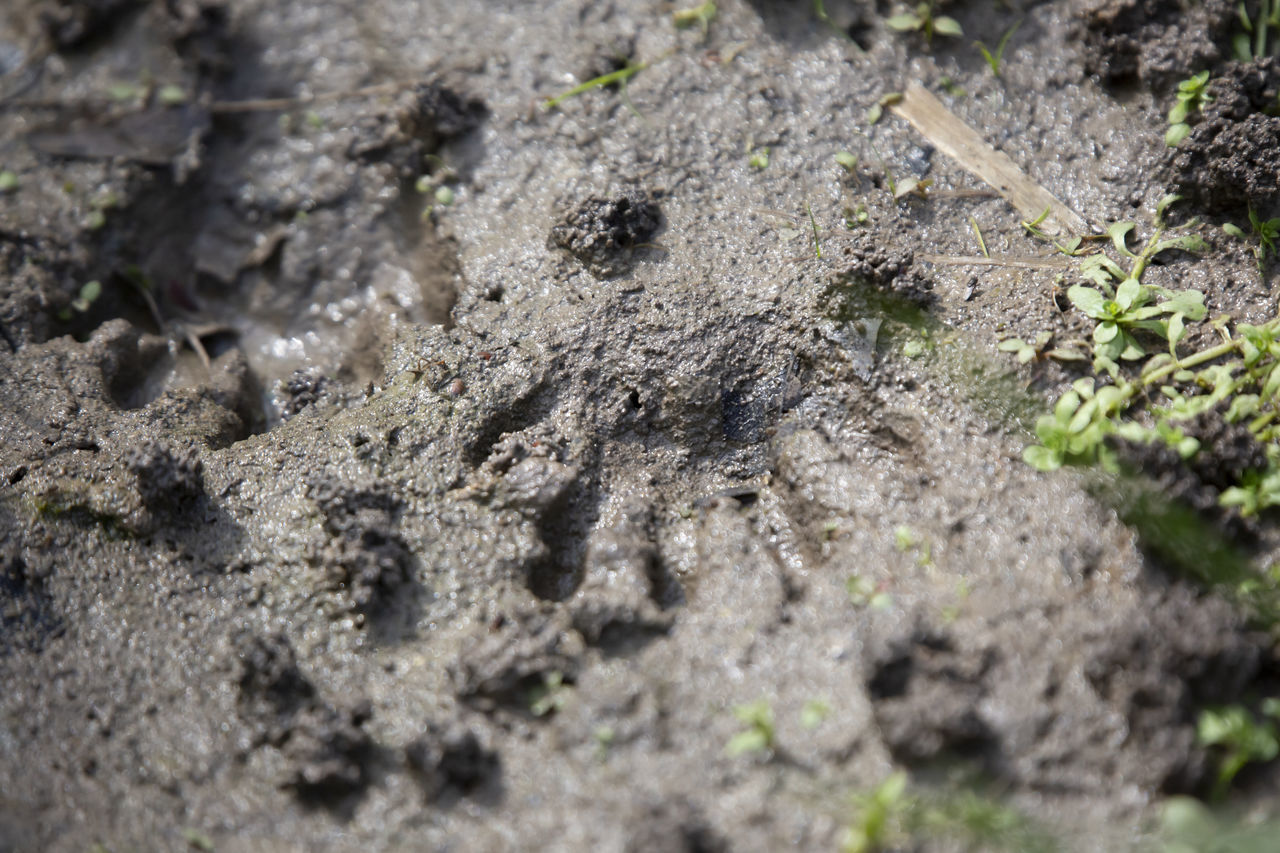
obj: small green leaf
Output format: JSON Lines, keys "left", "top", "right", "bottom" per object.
{"left": 885, "top": 12, "right": 923, "bottom": 30}
{"left": 1067, "top": 284, "right": 1108, "bottom": 319}
{"left": 1223, "top": 222, "right": 1247, "bottom": 240}
{"left": 1155, "top": 193, "right": 1183, "bottom": 223}
{"left": 1107, "top": 221, "right": 1137, "bottom": 257}
{"left": 1115, "top": 277, "right": 1141, "bottom": 310}
{"left": 1165, "top": 123, "right": 1191, "bottom": 147}
{"left": 801, "top": 700, "right": 830, "bottom": 730}
{"left": 1093, "top": 322, "right": 1120, "bottom": 344}
{"left": 1023, "top": 445, "right": 1062, "bottom": 471}
{"left": 932, "top": 16, "right": 963, "bottom": 37}
{"left": 0, "top": 171, "right": 17, "bottom": 192}
{"left": 725, "top": 729, "right": 769, "bottom": 757}
{"left": 158, "top": 84, "right": 187, "bottom": 105}
{"left": 835, "top": 151, "right": 859, "bottom": 173}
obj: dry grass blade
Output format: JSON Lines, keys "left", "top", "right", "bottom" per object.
{"left": 890, "top": 83, "right": 1090, "bottom": 236}
{"left": 919, "top": 253, "right": 1071, "bottom": 270}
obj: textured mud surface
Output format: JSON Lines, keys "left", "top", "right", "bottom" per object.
{"left": 3, "top": 1, "right": 1280, "bottom": 851}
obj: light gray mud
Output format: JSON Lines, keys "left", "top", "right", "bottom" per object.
{"left": 2, "top": 1, "right": 1279, "bottom": 851}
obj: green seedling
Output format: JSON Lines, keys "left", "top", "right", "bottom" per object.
{"left": 846, "top": 575, "right": 893, "bottom": 609}
{"left": 158, "top": 84, "right": 187, "bottom": 106}
{"left": 937, "top": 75, "right": 966, "bottom": 97}
{"left": 0, "top": 170, "right": 17, "bottom": 192}
{"left": 974, "top": 20, "right": 1021, "bottom": 77}
{"left": 801, "top": 699, "right": 831, "bottom": 730}
{"left": 865, "top": 92, "right": 902, "bottom": 125}
{"left": 1166, "top": 71, "right": 1213, "bottom": 147}
{"left": 806, "top": 202, "right": 822, "bottom": 259}
{"left": 1159, "top": 796, "right": 1280, "bottom": 852}
{"left": 725, "top": 699, "right": 775, "bottom": 757}
{"left": 544, "top": 61, "right": 649, "bottom": 110}
{"left": 893, "top": 525, "right": 933, "bottom": 566}
{"left": 843, "top": 772, "right": 1056, "bottom": 853}
{"left": 1198, "top": 702, "right": 1280, "bottom": 800}
{"left": 844, "top": 203, "right": 870, "bottom": 229}
{"left": 673, "top": 1, "right": 716, "bottom": 35}
{"left": 107, "top": 81, "right": 143, "bottom": 102}
{"left": 892, "top": 177, "right": 932, "bottom": 201}
{"left": 58, "top": 280, "right": 103, "bottom": 321}
{"left": 748, "top": 146, "right": 770, "bottom": 170}
{"left": 182, "top": 827, "right": 215, "bottom": 851}
{"left": 842, "top": 772, "right": 908, "bottom": 853}
{"left": 835, "top": 151, "right": 859, "bottom": 174}
{"left": 1019, "top": 206, "right": 1089, "bottom": 256}
{"left": 1233, "top": 0, "right": 1280, "bottom": 60}
{"left": 1224, "top": 206, "right": 1280, "bottom": 273}
{"left": 886, "top": 2, "right": 963, "bottom": 42}
{"left": 997, "top": 331, "right": 1088, "bottom": 365}
{"left": 528, "top": 671, "right": 570, "bottom": 717}
{"left": 969, "top": 216, "right": 989, "bottom": 257}
{"left": 593, "top": 725, "right": 615, "bottom": 760}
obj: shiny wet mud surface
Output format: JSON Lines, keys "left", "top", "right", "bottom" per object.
{"left": 2, "top": 1, "right": 1280, "bottom": 850}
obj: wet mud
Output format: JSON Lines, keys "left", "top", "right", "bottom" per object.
{"left": 2, "top": 0, "right": 1280, "bottom": 850}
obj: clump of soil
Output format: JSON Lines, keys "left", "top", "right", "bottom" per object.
{"left": 1111, "top": 408, "right": 1271, "bottom": 537}
{"left": 1166, "top": 58, "right": 1280, "bottom": 214}
{"left": 834, "top": 227, "right": 931, "bottom": 302}
{"left": 348, "top": 80, "right": 486, "bottom": 175}
{"left": 548, "top": 189, "right": 662, "bottom": 277}
{"left": 1078, "top": 0, "right": 1236, "bottom": 89}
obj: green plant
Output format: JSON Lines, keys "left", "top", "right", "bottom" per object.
{"left": 865, "top": 92, "right": 901, "bottom": 125}
{"left": 1224, "top": 206, "right": 1280, "bottom": 273}
{"left": 544, "top": 61, "right": 649, "bottom": 110}
{"left": 974, "top": 20, "right": 1021, "bottom": 77}
{"left": 1158, "top": 796, "right": 1280, "bottom": 853}
{"left": 841, "top": 773, "right": 1055, "bottom": 853}
{"left": 844, "top": 203, "right": 870, "bottom": 229}
{"left": 1166, "top": 71, "right": 1214, "bottom": 147}
{"left": 0, "top": 170, "right": 17, "bottom": 193}
{"left": 842, "top": 772, "right": 908, "bottom": 853}
{"left": 835, "top": 151, "right": 859, "bottom": 174}
{"left": 528, "top": 671, "right": 570, "bottom": 716}
{"left": 806, "top": 202, "right": 822, "bottom": 259}
{"left": 673, "top": 1, "right": 716, "bottom": 35}
{"left": 997, "top": 331, "right": 1088, "bottom": 365}
{"left": 725, "top": 699, "right": 775, "bottom": 757}
{"left": 801, "top": 699, "right": 830, "bottom": 730}
{"left": 58, "top": 280, "right": 103, "bottom": 321}
{"left": 747, "top": 146, "right": 770, "bottom": 170}
{"left": 886, "top": 2, "right": 962, "bottom": 42}
{"left": 1197, "top": 701, "right": 1280, "bottom": 800}
{"left": 1233, "top": 0, "right": 1280, "bottom": 60}
{"left": 846, "top": 575, "right": 893, "bottom": 609}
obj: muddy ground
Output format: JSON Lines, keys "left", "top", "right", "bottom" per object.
{"left": 2, "top": 0, "right": 1280, "bottom": 850}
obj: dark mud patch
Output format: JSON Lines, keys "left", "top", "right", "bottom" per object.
{"left": 1078, "top": 0, "right": 1236, "bottom": 90}
{"left": 6, "top": 0, "right": 1280, "bottom": 850}
{"left": 1166, "top": 57, "right": 1280, "bottom": 215}
{"left": 549, "top": 189, "right": 663, "bottom": 278}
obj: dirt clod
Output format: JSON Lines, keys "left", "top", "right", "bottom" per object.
{"left": 1078, "top": 0, "right": 1235, "bottom": 89}
{"left": 548, "top": 190, "right": 662, "bottom": 277}
{"left": 405, "top": 724, "right": 499, "bottom": 798}
{"left": 1167, "top": 58, "right": 1280, "bottom": 214}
